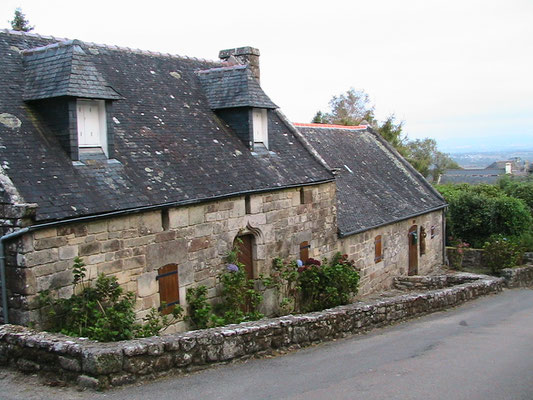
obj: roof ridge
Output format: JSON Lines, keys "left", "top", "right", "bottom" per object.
{"left": 196, "top": 64, "right": 247, "bottom": 74}
{"left": 1, "top": 29, "right": 222, "bottom": 65}
{"left": 20, "top": 39, "right": 79, "bottom": 55}
{"left": 294, "top": 122, "right": 368, "bottom": 130}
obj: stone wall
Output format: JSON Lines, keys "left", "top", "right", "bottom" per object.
{"left": 393, "top": 273, "right": 481, "bottom": 291}
{"left": 340, "top": 210, "right": 444, "bottom": 295}
{"left": 447, "top": 248, "right": 533, "bottom": 272}
{"left": 4, "top": 182, "right": 338, "bottom": 328}
{"left": 0, "top": 273, "right": 502, "bottom": 390}
{"left": 500, "top": 265, "right": 533, "bottom": 288}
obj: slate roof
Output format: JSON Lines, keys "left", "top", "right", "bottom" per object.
{"left": 22, "top": 40, "right": 122, "bottom": 101}
{"left": 439, "top": 169, "right": 503, "bottom": 185}
{"left": 297, "top": 124, "right": 446, "bottom": 236}
{"left": 0, "top": 30, "right": 332, "bottom": 223}
{"left": 197, "top": 65, "right": 277, "bottom": 109}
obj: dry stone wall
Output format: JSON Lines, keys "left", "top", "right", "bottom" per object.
{"left": 0, "top": 273, "right": 503, "bottom": 390}
{"left": 340, "top": 211, "right": 444, "bottom": 295}
{"left": 5, "top": 183, "right": 338, "bottom": 328}
{"left": 500, "top": 265, "right": 533, "bottom": 288}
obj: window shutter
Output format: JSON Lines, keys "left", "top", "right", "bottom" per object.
{"left": 157, "top": 264, "right": 179, "bottom": 315}
{"left": 374, "top": 235, "right": 383, "bottom": 263}
{"left": 420, "top": 227, "right": 427, "bottom": 255}
{"left": 300, "top": 241, "right": 310, "bottom": 262}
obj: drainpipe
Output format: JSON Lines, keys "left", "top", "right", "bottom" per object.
{"left": 0, "top": 227, "right": 29, "bottom": 324}
{"left": 442, "top": 208, "right": 447, "bottom": 266}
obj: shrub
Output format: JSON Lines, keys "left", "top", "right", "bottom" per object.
{"left": 490, "top": 196, "right": 532, "bottom": 238}
{"left": 185, "top": 286, "right": 212, "bottom": 329}
{"left": 447, "top": 237, "right": 470, "bottom": 269}
{"left": 501, "top": 180, "right": 533, "bottom": 214}
{"left": 437, "top": 184, "right": 532, "bottom": 248}
{"left": 39, "top": 257, "right": 182, "bottom": 341}
{"left": 483, "top": 236, "right": 524, "bottom": 275}
{"left": 215, "top": 262, "right": 264, "bottom": 325}
{"left": 269, "top": 258, "right": 300, "bottom": 315}
{"left": 298, "top": 253, "right": 359, "bottom": 312}
{"left": 446, "top": 191, "right": 493, "bottom": 247}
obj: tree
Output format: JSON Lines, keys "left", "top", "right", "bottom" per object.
{"left": 375, "top": 115, "right": 406, "bottom": 154}
{"left": 312, "top": 88, "right": 375, "bottom": 126}
{"left": 312, "top": 88, "right": 458, "bottom": 181}
{"left": 10, "top": 8, "right": 33, "bottom": 32}
{"left": 311, "top": 111, "right": 329, "bottom": 124}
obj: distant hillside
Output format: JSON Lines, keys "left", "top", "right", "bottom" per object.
{"left": 450, "top": 150, "right": 533, "bottom": 169}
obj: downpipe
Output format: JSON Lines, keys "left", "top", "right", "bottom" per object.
{"left": 0, "top": 227, "right": 29, "bottom": 324}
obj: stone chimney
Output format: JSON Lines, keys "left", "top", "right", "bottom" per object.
{"left": 219, "top": 47, "right": 260, "bottom": 82}
{"left": 505, "top": 162, "right": 512, "bottom": 174}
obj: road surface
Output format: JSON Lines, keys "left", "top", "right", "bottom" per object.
{"left": 2, "top": 288, "right": 533, "bottom": 400}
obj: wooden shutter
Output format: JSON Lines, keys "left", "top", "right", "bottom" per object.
{"left": 300, "top": 241, "right": 310, "bottom": 263}
{"left": 374, "top": 235, "right": 383, "bottom": 263}
{"left": 77, "top": 100, "right": 101, "bottom": 147}
{"left": 420, "top": 227, "right": 427, "bottom": 255}
{"left": 157, "top": 264, "right": 179, "bottom": 315}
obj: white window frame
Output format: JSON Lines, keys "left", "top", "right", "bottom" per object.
{"left": 252, "top": 108, "right": 268, "bottom": 149}
{"left": 76, "top": 99, "right": 108, "bottom": 156}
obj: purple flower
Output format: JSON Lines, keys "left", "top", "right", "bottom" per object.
{"left": 226, "top": 263, "right": 239, "bottom": 272}
{"left": 296, "top": 259, "right": 304, "bottom": 267}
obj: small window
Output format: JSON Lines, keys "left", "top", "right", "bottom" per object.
{"left": 374, "top": 235, "right": 383, "bottom": 263}
{"left": 161, "top": 209, "right": 170, "bottom": 231}
{"left": 431, "top": 225, "right": 436, "bottom": 238}
{"left": 157, "top": 264, "right": 179, "bottom": 315}
{"left": 420, "top": 227, "right": 426, "bottom": 255}
{"left": 252, "top": 108, "right": 268, "bottom": 149}
{"left": 300, "top": 188, "right": 312, "bottom": 205}
{"left": 77, "top": 99, "right": 108, "bottom": 156}
{"left": 245, "top": 195, "right": 251, "bottom": 214}
{"left": 300, "top": 241, "right": 310, "bottom": 263}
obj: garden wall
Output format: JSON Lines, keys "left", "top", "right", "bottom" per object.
{"left": 0, "top": 273, "right": 502, "bottom": 390}
{"left": 500, "top": 265, "right": 533, "bottom": 288}
{"left": 446, "top": 248, "right": 533, "bottom": 272}
{"left": 4, "top": 182, "right": 338, "bottom": 329}
{"left": 340, "top": 210, "right": 444, "bottom": 295}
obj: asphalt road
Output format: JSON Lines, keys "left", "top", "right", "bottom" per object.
{"left": 2, "top": 288, "right": 533, "bottom": 400}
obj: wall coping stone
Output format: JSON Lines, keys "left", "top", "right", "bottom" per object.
{"left": 0, "top": 273, "right": 504, "bottom": 390}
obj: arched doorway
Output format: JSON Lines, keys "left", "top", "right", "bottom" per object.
{"left": 408, "top": 225, "right": 418, "bottom": 275}
{"left": 234, "top": 234, "right": 254, "bottom": 280}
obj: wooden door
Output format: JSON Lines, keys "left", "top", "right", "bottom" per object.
{"left": 236, "top": 235, "right": 254, "bottom": 280}
{"left": 157, "top": 264, "right": 179, "bottom": 315}
{"left": 408, "top": 225, "right": 418, "bottom": 275}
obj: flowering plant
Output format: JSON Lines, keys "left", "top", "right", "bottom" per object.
{"left": 226, "top": 263, "right": 239, "bottom": 273}
{"left": 448, "top": 236, "right": 470, "bottom": 269}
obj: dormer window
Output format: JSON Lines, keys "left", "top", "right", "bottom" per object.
{"left": 252, "top": 108, "right": 268, "bottom": 149}
{"left": 22, "top": 40, "right": 122, "bottom": 161}
{"left": 77, "top": 100, "right": 108, "bottom": 156}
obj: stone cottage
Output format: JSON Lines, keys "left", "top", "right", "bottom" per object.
{"left": 297, "top": 123, "right": 447, "bottom": 295}
{"left": 0, "top": 29, "right": 445, "bottom": 330}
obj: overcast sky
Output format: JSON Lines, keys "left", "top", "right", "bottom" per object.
{"left": 2, "top": 0, "right": 532, "bottom": 153}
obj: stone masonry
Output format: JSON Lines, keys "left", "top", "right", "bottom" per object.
{"left": 4, "top": 182, "right": 338, "bottom": 329}
{"left": 340, "top": 211, "right": 444, "bottom": 296}
{"left": 0, "top": 273, "right": 503, "bottom": 390}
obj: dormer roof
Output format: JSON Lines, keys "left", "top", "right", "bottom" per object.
{"left": 22, "top": 40, "right": 122, "bottom": 101}
{"left": 197, "top": 65, "right": 277, "bottom": 110}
